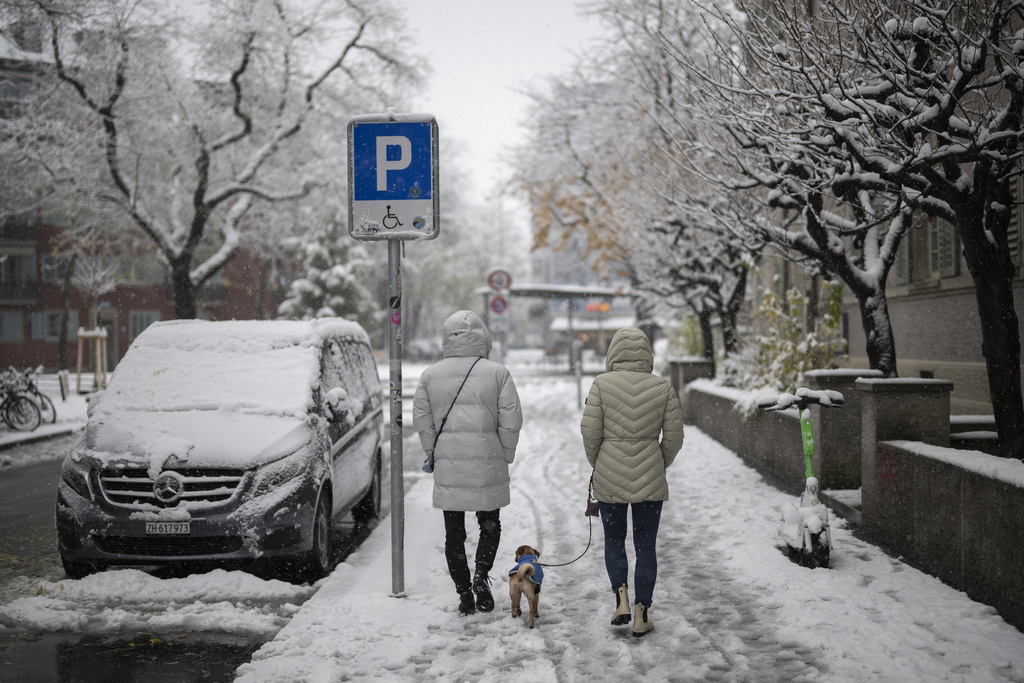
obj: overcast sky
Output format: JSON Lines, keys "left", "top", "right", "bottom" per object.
{"left": 389, "top": 0, "right": 605, "bottom": 200}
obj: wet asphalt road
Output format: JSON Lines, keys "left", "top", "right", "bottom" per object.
{"left": 0, "top": 435, "right": 381, "bottom": 683}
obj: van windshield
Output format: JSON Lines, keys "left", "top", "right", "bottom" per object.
{"left": 97, "top": 321, "right": 323, "bottom": 419}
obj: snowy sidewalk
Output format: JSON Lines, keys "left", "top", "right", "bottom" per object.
{"left": 236, "top": 374, "right": 1024, "bottom": 683}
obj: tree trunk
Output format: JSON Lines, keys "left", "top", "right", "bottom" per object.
{"left": 971, "top": 275, "right": 1024, "bottom": 459}
{"left": 57, "top": 252, "right": 78, "bottom": 371}
{"left": 721, "top": 309, "right": 739, "bottom": 356}
{"left": 958, "top": 206, "right": 1024, "bottom": 460}
{"left": 692, "top": 305, "right": 715, "bottom": 361}
{"left": 253, "top": 258, "right": 271, "bottom": 320}
{"left": 722, "top": 263, "right": 747, "bottom": 356}
{"left": 806, "top": 274, "right": 820, "bottom": 332}
{"left": 854, "top": 290, "right": 898, "bottom": 378}
{"left": 170, "top": 259, "right": 197, "bottom": 319}
{"left": 803, "top": 196, "right": 899, "bottom": 378}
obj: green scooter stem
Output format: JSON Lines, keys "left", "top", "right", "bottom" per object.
{"left": 800, "top": 407, "right": 815, "bottom": 480}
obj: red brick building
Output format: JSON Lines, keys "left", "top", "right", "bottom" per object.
{"left": 1, "top": 218, "right": 289, "bottom": 373}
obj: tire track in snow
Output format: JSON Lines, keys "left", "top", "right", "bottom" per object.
{"left": 509, "top": 375, "right": 593, "bottom": 564}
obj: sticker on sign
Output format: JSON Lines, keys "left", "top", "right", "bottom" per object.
{"left": 348, "top": 112, "right": 440, "bottom": 241}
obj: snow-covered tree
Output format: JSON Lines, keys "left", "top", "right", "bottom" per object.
{"left": 2, "top": 0, "right": 420, "bottom": 319}
{"left": 277, "top": 218, "right": 377, "bottom": 329}
{"left": 512, "top": 0, "right": 751, "bottom": 353}
{"left": 658, "top": 0, "right": 911, "bottom": 380}
{"left": 671, "top": 0, "right": 1024, "bottom": 458}
{"left": 634, "top": 203, "right": 760, "bottom": 362}
{"left": 71, "top": 252, "right": 116, "bottom": 328}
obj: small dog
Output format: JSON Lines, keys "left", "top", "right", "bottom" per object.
{"left": 508, "top": 545, "right": 544, "bottom": 628}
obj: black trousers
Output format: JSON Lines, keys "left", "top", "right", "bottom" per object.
{"left": 443, "top": 509, "right": 501, "bottom": 593}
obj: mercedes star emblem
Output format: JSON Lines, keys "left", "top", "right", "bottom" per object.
{"left": 153, "top": 472, "right": 184, "bottom": 505}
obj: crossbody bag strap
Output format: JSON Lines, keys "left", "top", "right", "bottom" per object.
{"left": 433, "top": 356, "right": 483, "bottom": 448}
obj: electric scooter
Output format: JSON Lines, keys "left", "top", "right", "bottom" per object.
{"left": 757, "top": 387, "right": 844, "bottom": 568}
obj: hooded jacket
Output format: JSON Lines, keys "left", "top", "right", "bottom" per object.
{"left": 413, "top": 311, "right": 523, "bottom": 510}
{"left": 580, "top": 327, "right": 684, "bottom": 503}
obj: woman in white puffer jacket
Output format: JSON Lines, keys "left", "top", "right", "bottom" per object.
{"left": 414, "top": 310, "right": 523, "bottom": 616}
{"left": 580, "top": 327, "right": 684, "bottom": 637}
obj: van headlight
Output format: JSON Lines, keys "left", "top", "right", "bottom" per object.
{"left": 250, "top": 450, "right": 308, "bottom": 498}
{"left": 61, "top": 456, "right": 93, "bottom": 500}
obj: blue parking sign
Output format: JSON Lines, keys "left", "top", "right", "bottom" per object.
{"left": 348, "top": 114, "right": 439, "bottom": 241}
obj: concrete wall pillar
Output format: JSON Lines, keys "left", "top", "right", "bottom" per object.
{"left": 805, "top": 369, "right": 883, "bottom": 490}
{"left": 856, "top": 378, "right": 953, "bottom": 542}
{"left": 667, "top": 358, "right": 714, "bottom": 400}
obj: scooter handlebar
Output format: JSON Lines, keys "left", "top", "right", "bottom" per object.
{"left": 757, "top": 388, "right": 845, "bottom": 412}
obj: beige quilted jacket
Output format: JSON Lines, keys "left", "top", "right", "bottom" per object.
{"left": 580, "top": 327, "right": 684, "bottom": 503}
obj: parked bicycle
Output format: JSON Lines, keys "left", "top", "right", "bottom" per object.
{"left": 0, "top": 368, "right": 42, "bottom": 432}
{"left": 9, "top": 365, "right": 57, "bottom": 424}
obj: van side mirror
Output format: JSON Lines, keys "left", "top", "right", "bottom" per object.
{"left": 325, "top": 388, "right": 350, "bottom": 425}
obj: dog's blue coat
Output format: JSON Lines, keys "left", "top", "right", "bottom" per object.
{"left": 508, "top": 554, "right": 544, "bottom": 586}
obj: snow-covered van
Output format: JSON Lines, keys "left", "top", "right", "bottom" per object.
{"left": 55, "top": 319, "right": 383, "bottom": 582}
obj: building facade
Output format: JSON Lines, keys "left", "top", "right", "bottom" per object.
{"left": 1, "top": 217, "right": 289, "bottom": 373}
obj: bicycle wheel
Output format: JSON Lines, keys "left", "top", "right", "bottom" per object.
{"left": 34, "top": 392, "right": 57, "bottom": 424}
{"left": 4, "top": 395, "right": 41, "bottom": 431}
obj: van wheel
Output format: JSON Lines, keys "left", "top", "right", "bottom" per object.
{"left": 61, "top": 555, "right": 101, "bottom": 579}
{"left": 292, "top": 493, "right": 332, "bottom": 583}
{"left": 353, "top": 453, "right": 382, "bottom": 524}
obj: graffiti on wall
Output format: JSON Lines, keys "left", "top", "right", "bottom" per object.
{"left": 877, "top": 446, "right": 905, "bottom": 501}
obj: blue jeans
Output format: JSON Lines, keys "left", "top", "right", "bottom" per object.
{"left": 598, "top": 501, "right": 663, "bottom": 608}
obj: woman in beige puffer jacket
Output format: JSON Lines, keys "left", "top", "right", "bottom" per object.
{"left": 580, "top": 327, "right": 683, "bottom": 637}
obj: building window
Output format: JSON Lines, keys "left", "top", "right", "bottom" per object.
{"left": 30, "top": 311, "right": 78, "bottom": 341}
{"left": 0, "top": 251, "right": 37, "bottom": 284}
{"left": 0, "top": 76, "right": 35, "bottom": 103}
{"left": 929, "top": 218, "right": 959, "bottom": 278}
{"left": 39, "top": 254, "right": 72, "bottom": 284}
{"left": 115, "top": 254, "right": 167, "bottom": 286}
{"left": 0, "top": 311, "right": 23, "bottom": 342}
{"left": 130, "top": 311, "right": 160, "bottom": 340}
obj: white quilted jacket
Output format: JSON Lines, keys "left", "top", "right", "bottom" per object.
{"left": 413, "top": 311, "right": 523, "bottom": 511}
{"left": 580, "top": 327, "right": 684, "bottom": 503}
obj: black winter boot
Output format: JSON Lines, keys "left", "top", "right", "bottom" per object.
{"left": 473, "top": 564, "right": 494, "bottom": 613}
{"left": 458, "top": 590, "right": 476, "bottom": 616}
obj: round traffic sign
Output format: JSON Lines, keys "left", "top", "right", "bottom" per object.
{"left": 488, "top": 269, "right": 512, "bottom": 291}
{"left": 489, "top": 295, "right": 508, "bottom": 314}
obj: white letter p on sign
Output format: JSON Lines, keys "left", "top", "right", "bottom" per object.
{"left": 376, "top": 136, "right": 412, "bottom": 191}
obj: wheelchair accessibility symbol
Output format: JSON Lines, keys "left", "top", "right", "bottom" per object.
{"left": 382, "top": 205, "right": 403, "bottom": 229}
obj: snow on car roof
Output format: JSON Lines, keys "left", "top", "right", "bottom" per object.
{"left": 96, "top": 318, "right": 370, "bottom": 418}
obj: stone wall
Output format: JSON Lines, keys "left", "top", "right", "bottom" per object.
{"left": 868, "top": 441, "right": 1024, "bottom": 631}
{"left": 675, "top": 367, "right": 1024, "bottom": 631}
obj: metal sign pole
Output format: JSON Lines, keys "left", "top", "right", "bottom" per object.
{"left": 388, "top": 239, "right": 405, "bottom": 596}
{"left": 348, "top": 111, "right": 439, "bottom": 600}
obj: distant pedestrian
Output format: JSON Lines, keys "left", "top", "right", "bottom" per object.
{"left": 414, "top": 310, "right": 523, "bottom": 616}
{"left": 580, "top": 327, "right": 684, "bottom": 637}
